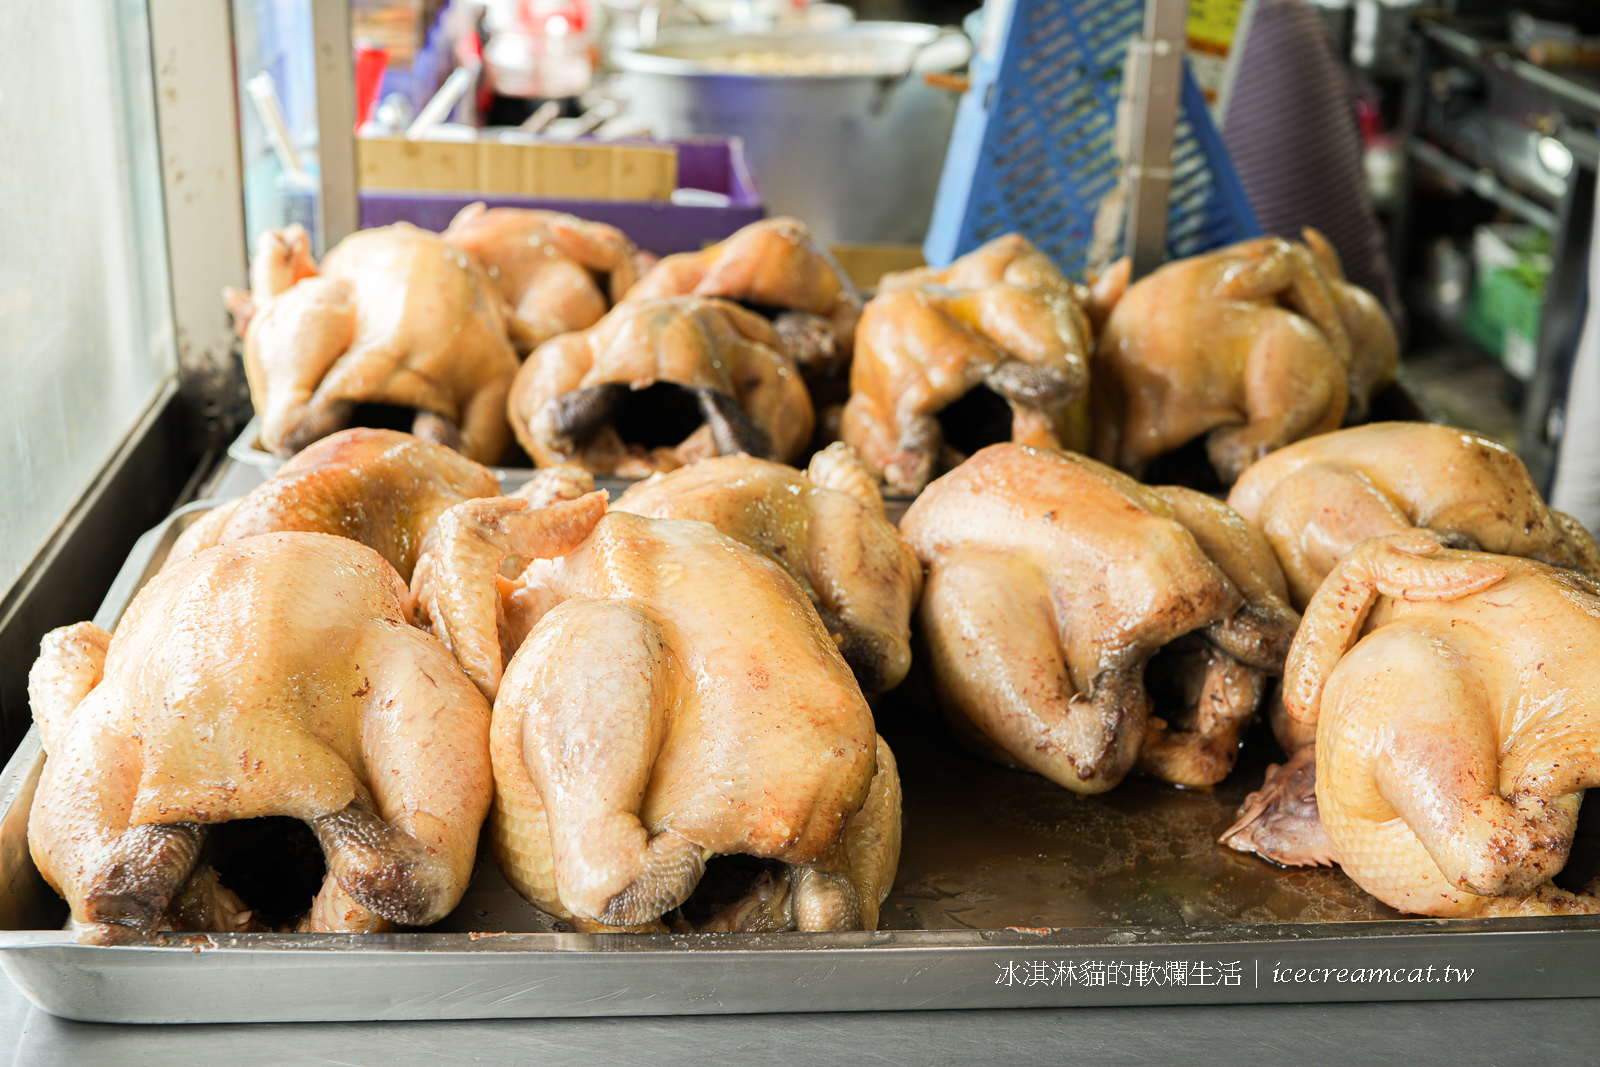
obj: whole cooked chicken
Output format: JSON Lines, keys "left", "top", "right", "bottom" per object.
{"left": 28, "top": 533, "right": 493, "bottom": 941}
{"left": 1227, "top": 421, "right": 1600, "bottom": 609}
{"left": 841, "top": 237, "right": 1093, "bottom": 495}
{"left": 626, "top": 216, "right": 862, "bottom": 384}
{"left": 899, "top": 443, "right": 1299, "bottom": 791}
{"left": 411, "top": 492, "right": 900, "bottom": 932}
{"left": 613, "top": 443, "right": 921, "bottom": 693}
{"left": 168, "top": 427, "right": 499, "bottom": 581}
{"left": 227, "top": 223, "right": 520, "bottom": 464}
{"left": 508, "top": 295, "right": 813, "bottom": 476}
{"left": 441, "top": 204, "right": 639, "bottom": 351}
{"left": 1231, "top": 535, "right": 1600, "bottom": 916}
{"left": 1091, "top": 229, "right": 1398, "bottom": 484}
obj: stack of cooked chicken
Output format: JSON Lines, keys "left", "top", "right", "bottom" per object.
{"left": 28, "top": 208, "right": 1600, "bottom": 945}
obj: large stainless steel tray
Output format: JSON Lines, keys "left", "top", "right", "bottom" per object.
{"left": 2, "top": 501, "right": 1599, "bottom": 1024}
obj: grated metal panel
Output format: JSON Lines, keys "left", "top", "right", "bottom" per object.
{"left": 925, "top": 0, "right": 1258, "bottom": 276}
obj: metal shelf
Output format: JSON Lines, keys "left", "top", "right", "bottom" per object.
{"left": 1420, "top": 21, "right": 1600, "bottom": 124}
{"left": 1407, "top": 138, "right": 1560, "bottom": 231}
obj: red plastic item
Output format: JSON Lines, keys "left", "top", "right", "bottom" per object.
{"left": 518, "top": 0, "right": 588, "bottom": 34}
{"left": 354, "top": 42, "right": 389, "bottom": 130}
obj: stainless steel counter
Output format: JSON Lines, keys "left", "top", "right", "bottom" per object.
{"left": 2, "top": 975, "right": 1597, "bottom": 1067}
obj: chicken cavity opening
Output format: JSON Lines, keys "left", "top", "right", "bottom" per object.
{"left": 1143, "top": 633, "right": 1212, "bottom": 732}
{"left": 1142, "top": 435, "right": 1226, "bottom": 494}
{"left": 937, "top": 384, "right": 1015, "bottom": 459}
{"left": 345, "top": 402, "right": 426, "bottom": 434}
{"left": 670, "top": 853, "right": 795, "bottom": 932}
{"left": 612, "top": 382, "right": 707, "bottom": 450}
{"left": 739, "top": 301, "right": 791, "bottom": 322}
{"left": 207, "top": 816, "right": 328, "bottom": 929}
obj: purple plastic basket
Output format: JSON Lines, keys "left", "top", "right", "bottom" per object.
{"left": 358, "top": 136, "right": 765, "bottom": 254}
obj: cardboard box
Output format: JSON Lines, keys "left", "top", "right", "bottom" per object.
{"left": 357, "top": 137, "right": 678, "bottom": 200}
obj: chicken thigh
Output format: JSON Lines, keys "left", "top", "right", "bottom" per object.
{"left": 229, "top": 223, "right": 520, "bottom": 464}
{"left": 626, "top": 216, "right": 861, "bottom": 383}
{"left": 28, "top": 533, "right": 493, "bottom": 941}
{"left": 441, "top": 204, "right": 638, "bottom": 351}
{"left": 1091, "top": 229, "right": 1397, "bottom": 484}
{"left": 508, "top": 296, "right": 813, "bottom": 476}
{"left": 1236, "top": 535, "right": 1600, "bottom": 916}
{"left": 613, "top": 444, "right": 922, "bottom": 692}
{"left": 842, "top": 238, "right": 1093, "bottom": 495}
{"left": 899, "top": 443, "right": 1299, "bottom": 792}
{"left": 1227, "top": 421, "right": 1600, "bottom": 609}
{"left": 168, "top": 427, "right": 499, "bottom": 581}
{"left": 411, "top": 493, "right": 900, "bottom": 932}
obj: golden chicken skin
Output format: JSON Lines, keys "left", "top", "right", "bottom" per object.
{"left": 1091, "top": 229, "right": 1398, "bottom": 485}
{"left": 899, "top": 443, "right": 1299, "bottom": 793}
{"left": 227, "top": 223, "right": 521, "bottom": 465}
{"left": 508, "top": 296, "right": 813, "bottom": 476}
{"left": 441, "top": 204, "right": 639, "bottom": 352}
{"left": 411, "top": 492, "right": 900, "bottom": 933}
{"left": 614, "top": 443, "right": 922, "bottom": 693}
{"left": 626, "top": 216, "right": 862, "bottom": 390}
{"left": 841, "top": 236, "right": 1092, "bottom": 496}
{"left": 1229, "top": 535, "right": 1600, "bottom": 917}
{"left": 877, "top": 232, "right": 1078, "bottom": 299}
{"left": 1227, "top": 421, "right": 1600, "bottom": 610}
{"left": 1219, "top": 421, "right": 1600, "bottom": 766}
{"left": 28, "top": 533, "right": 493, "bottom": 942}
{"left": 167, "top": 427, "right": 499, "bottom": 582}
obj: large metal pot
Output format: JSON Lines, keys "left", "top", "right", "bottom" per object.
{"left": 614, "top": 23, "right": 968, "bottom": 243}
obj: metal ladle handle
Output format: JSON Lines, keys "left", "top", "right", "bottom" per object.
{"left": 638, "top": 0, "right": 711, "bottom": 48}
{"left": 869, "top": 27, "right": 970, "bottom": 117}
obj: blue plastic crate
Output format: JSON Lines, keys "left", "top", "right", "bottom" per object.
{"left": 925, "top": 0, "right": 1259, "bottom": 275}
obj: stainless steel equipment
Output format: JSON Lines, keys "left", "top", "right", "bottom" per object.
{"left": 614, "top": 24, "right": 968, "bottom": 243}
